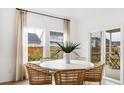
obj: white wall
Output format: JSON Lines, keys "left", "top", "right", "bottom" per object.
{"left": 0, "top": 8, "right": 16, "bottom": 83}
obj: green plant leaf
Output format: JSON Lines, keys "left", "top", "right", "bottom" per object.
{"left": 55, "top": 42, "right": 80, "bottom": 53}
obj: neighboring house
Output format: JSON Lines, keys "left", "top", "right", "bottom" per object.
{"left": 106, "top": 39, "right": 110, "bottom": 47}
{"left": 28, "top": 31, "right": 63, "bottom": 47}
{"left": 91, "top": 37, "right": 101, "bottom": 47}
{"left": 28, "top": 33, "right": 42, "bottom": 47}
{"left": 112, "top": 41, "right": 120, "bottom": 47}
{"left": 50, "top": 31, "right": 63, "bottom": 46}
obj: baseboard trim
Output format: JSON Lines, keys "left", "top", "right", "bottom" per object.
{"left": 0, "top": 80, "right": 15, "bottom": 85}
{"left": 0, "top": 79, "right": 27, "bottom": 85}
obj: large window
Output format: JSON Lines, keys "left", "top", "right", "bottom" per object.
{"left": 27, "top": 29, "right": 63, "bottom": 61}
{"left": 25, "top": 12, "right": 64, "bottom": 62}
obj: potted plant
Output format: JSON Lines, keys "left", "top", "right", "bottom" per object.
{"left": 56, "top": 42, "right": 80, "bottom": 64}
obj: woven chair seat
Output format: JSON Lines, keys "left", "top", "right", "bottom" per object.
{"left": 26, "top": 63, "right": 52, "bottom": 85}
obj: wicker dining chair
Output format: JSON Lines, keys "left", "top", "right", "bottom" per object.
{"left": 26, "top": 63, "right": 52, "bottom": 85}
{"left": 84, "top": 62, "right": 104, "bottom": 85}
{"left": 54, "top": 69, "right": 85, "bottom": 85}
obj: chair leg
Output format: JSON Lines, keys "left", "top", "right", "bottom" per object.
{"left": 99, "top": 81, "right": 101, "bottom": 85}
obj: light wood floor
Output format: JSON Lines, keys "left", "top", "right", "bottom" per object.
{"left": 1, "top": 79, "right": 120, "bottom": 85}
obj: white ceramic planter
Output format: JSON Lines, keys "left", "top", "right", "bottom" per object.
{"left": 65, "top": 53, "right": 70, "bottom": 64}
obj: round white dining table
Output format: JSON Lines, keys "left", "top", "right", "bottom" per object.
{"left": 40, "top": 59, "right": 94, "bottom": 71}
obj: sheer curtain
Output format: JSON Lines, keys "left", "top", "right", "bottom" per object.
{"left": 64, "top": 19, "right": 70, "bottom": 44}
{"left": 15, "top": 10, "right": 27, "bottom": 81}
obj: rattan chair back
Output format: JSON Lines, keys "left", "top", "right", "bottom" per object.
{"left": 54, "top": 69, "right": 85, "bottom": 85}
{"left": 85, "top": 62, "right": 104, "bottom": 85}
{"left": 26, "top": 63, "right": 52, "bottom": 85}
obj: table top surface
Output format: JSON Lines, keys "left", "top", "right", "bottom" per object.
{"left": 40, "top": 59, "right": 94, "bottom": 71}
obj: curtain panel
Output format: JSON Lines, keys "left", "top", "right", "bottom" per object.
{"left": 64, "top": 19, "right": 70, "bottom": 45}
{"left": 15, "top": 10, "right": 27, "bottom": 81}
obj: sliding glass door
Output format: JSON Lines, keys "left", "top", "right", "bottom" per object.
{"left": 89, "top": 27, "right": 124, "bottom": 84}
{"left": 105, "top": 28, "right": 121, "bottom": 81}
